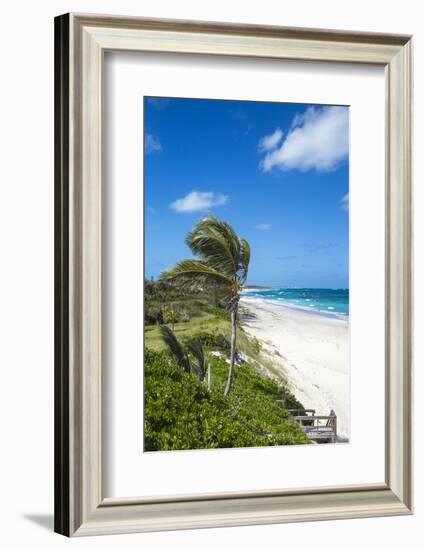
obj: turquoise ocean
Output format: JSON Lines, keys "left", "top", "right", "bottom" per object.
{"left": 242, "top": 288, "right": 349, "bottom": 317}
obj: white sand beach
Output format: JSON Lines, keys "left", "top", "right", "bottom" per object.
{"left": 240, "top": 297, "right": 350, "bottom": 440}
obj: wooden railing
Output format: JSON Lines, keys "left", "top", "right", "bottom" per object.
{"left": 287, "top": 408, "right": 337, "bottom": 443}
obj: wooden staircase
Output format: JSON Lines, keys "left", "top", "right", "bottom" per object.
{"left": 288, "top": 408, "right": 337, "bottom": 443}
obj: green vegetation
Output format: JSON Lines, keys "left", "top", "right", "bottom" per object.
{"left": 144, "top": 277, "right": 231, "bottom": 352}
{"left": 145, "top": 313, "right": 230, "bottom": 351}
{"left": 144, "top": 215, "right": 310, "bottom": 451}
{"left": 144, "top": 348, "right": 309, "bottom": 451}
{"left": 159, "top": 325, "right": 212, "bottom": 388}
{"left": 162, "top": 216, "right": 250, "bottom": 396}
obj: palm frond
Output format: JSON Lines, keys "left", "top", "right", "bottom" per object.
{"left": 238, "top": 238, "right": 251, "bottom": 283}
{"left": 159, "top": 325, "right": 190, "bottom": 373}
{"left": 186, "top": 216, "right": 241, "bottom": 278}
{"left": 186, "top": 339, "right": 207, "bottom": 381}
{"left": 161, "top": 259, "right": 233, "bottom": 287}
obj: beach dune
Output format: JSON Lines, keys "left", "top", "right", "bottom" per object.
{"left": 240, "top": 296, "right": 350, "bottom": 441}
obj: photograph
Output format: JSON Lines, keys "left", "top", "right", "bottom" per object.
{"left": 49, "top": 8, "right": 413, "bottom": 539}
{"left": 144, "top": 96, "right": 350, "bottom": 452}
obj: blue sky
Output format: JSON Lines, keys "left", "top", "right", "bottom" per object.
{"left": 144, "top": 97, "right": 349, "bottom": 288}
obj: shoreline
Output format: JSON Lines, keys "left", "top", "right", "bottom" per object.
{"left": 240, "top": 296, "right": 350, "bottom": 441}
{"left": 242, "top": 294, "right": 348, "bottom": 320}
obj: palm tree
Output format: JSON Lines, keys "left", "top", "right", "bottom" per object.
{"left": 159, "top": 325, "right": 211, "bottom": 389}
{"left": 164, "top": 303, "right": 179, "bottom": 330}
{"left": 162, "top": 215, "right": 250, "bottom": 396}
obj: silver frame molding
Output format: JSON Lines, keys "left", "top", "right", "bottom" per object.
{"left": 54, "top": 13, "right": 413, "bottom": 536}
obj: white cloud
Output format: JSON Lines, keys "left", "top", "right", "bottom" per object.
{"left": 341, "top": 193, "right": 349, "bottom": 211}
{"left": 256, "top": 223, "right": 271, "bottom": 231}
{"left": 145, "top": 133, "right": 162, "bottom": 154}
{"left": 290, "top": 108, "right": 318, "bottom": 129}
{"left": 170, "top": 191, "right": 229, "bottom": 213}
{"left": 259, "top": 106, "right": 349, "bottom": 172}
{"left": 257, "top": 127, "right": 283, "bottom": 152}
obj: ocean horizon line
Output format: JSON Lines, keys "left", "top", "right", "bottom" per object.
{"left": 242, "top": 287, "right": 349, "bottom": 316}
{"left": 243, "top": 286, "right": 350, "bottom": 291}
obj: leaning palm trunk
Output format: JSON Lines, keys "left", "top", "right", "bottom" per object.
{"left": 161, "top": 215, "right": 250, "bottom": 397}
{"left": 224, "top": 304, "right": 238, "bottom": 396}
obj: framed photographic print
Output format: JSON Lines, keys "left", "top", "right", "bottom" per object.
{"left": 54, "top": 13, "right": 413, "bottom": 536}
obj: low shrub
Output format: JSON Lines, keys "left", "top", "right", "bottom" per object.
{"left": 145, "top": 307, "right": 163, "bottom": 325}
{"left": 249, "top": 336, "right": 262, "bottom": 355}
{"left": 183, "top": 331, "right": 231, "bottom": 352}
{"left": 144, "top": 349, "right": 309, "bottom": 451}
{"left": 203, "top": 304, "right": 230, "bottom": 320}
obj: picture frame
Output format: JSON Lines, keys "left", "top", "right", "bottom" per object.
{"left": 54, "top": 13, "right": 413, "bottom": 536}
